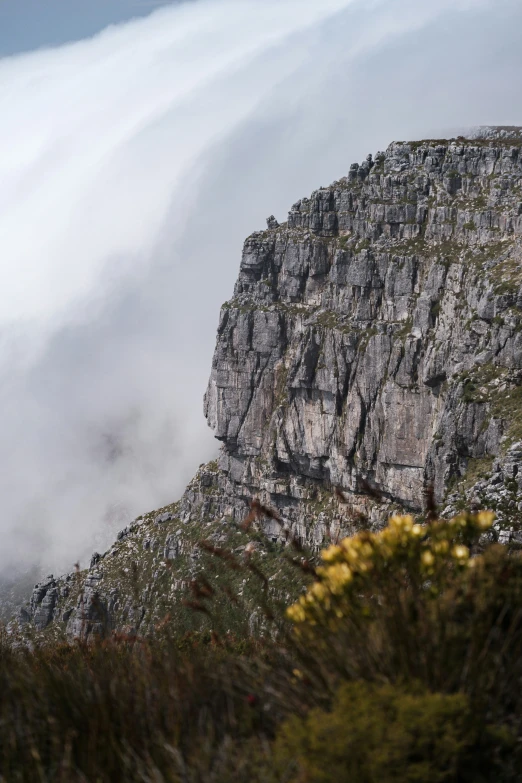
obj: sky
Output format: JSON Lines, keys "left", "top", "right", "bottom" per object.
{"left": 0, "top": 0, "right": 178, "bottom": 56}
{"left": 0, "top": 0, "right": 521, "bottom": 579}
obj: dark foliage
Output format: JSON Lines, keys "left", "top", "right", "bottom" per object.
{"left": 0, "top": 511, "right": 521, "bottom": 782}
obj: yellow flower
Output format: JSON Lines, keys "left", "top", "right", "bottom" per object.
{"left": 311, "top": 582, "right": 328, "bottom": 601}
{"left": 341, "top": 544, "right": 359, "bottom": 563}
{"left": 375, "top": 540, "right": 393, "bottom": 559}
{"left": 287, "top": 604, "right": 306, "bottom": 623}
{"left": 325, "top": 563, "right": 353, "bottom": 593}
{"left": 433, "top": 540, "right": 449, "bottom": 554}
{"left": 390, "top": 514, "right": 414, "bottom": 532}
{"left": 476, "top": 511, "right": 494, "bottom": 530}
{"left": 452, "top": 545, "right": 469, "bottom": 561}
{"left": 412, "top": 524, "right": 424, "bottom": 537}
{"left": 421, "top": 550, "right": 435, "bottom": 567}
{"left": 322, "top": 544, "right": 342, "bottom": 563}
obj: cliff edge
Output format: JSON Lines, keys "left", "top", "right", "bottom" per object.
{"left": 206, "top": 133, "right": 522, "bottom": 515}
{"left": 13, "top": 130, "right": 522, "bottom": 641}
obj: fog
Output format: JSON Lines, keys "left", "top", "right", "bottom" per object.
{"left": 0, "top": 0, "right": 521, "bottom": 578}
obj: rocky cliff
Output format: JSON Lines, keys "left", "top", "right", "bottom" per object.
{"left": 12, "top": 129, "right": 522, "bottom": 641}
{"left": 206, "top": 132, "right": 522, "bottom": 509}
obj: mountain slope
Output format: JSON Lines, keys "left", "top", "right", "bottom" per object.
{"left": 13, "top": 129, "right": 522, "bottom": 641}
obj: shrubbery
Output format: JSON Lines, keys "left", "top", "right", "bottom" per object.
{"left": 0, "top": 511, "right": 521, "bottom": 781}
{"left": 276, "top": 682, "right": 513, "bottom": 783}
{"left": 286, "top": 512, "right": 522, "bottom": 695}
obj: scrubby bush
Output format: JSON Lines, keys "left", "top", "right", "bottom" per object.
{"left": 276, "top": 681, "right": 514, "bottom": 783}
{"left": 287, "top": 513, "right": 522, "bottom": 710}
{"left": 0, "top": 634, "right": 288, "bottom": 782}
{"left": 0, "top": 511, "right": 521, "bottom": 781}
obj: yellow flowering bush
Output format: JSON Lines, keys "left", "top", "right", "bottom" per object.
{"left": 279, "top": 510, "right": 522, "bottom": 781}
{"left": 284, "top": 509, "right": 522, "bottom": 715}
{"left": 287, "top": 512, "right": 494, "bottom": 627}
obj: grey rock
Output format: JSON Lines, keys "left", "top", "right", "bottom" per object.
{"left": 205, "top": 135, "right": 522, "bottom": 520}
{"left": 29, "top": 577, "right": 57, "bottom": 630}
{"left": 155, "top": 512, "right": 173, "bottom": 525}
{"left": 33, "top": 587, "right": 57, "bottom": 630}
{"left": 66, "top": 588, "right": 110, "bottom": 642}
{"left": 164, "top": 535, "right": 180, "bottom": 560}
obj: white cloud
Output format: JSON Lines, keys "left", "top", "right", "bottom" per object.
{"left": 0, "top": 0, "right": 353, "bottom": 324}
{"left": 0, "top": 0, "right": 520, "bottom": 578}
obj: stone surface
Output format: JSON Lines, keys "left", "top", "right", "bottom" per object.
{"left": 205, "top": 135, "right": 522, "bottom": 516}
{"left": 66, "top": 573, "right": 110, "bottom": 642}
{"left": 444, "top": 441, "right": 522, "bottom": 545}
{"left": 29, "top": 576, "right": 58, "bottom": 630}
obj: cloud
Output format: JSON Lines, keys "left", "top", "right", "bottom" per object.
{"left": 0, "top": 0, "right": 520, "bottom": 578}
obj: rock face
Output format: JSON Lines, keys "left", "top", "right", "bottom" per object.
{"left": 444, "top": 441, "right": 522, "bottom": 545}
{"left": 11, "top": 130, "right": 522, "bottom": 641}
{"left": 65, "top": 573, "right": 110, "bottom": 640}
{"left": 205, "top": 135, "right": 522, "bottom": 516}
{"left": 31, "top": 581, "right": 58, "bottom": 631}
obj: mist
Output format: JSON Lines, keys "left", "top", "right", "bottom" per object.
{"left": 0, "top": 0, "right": 521, "bottom": 579}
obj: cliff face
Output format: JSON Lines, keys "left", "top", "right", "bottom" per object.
{"left": 205, "top": 135, "right": 522, "bottom": 515}
{"left": 13, "top": 131, "right": 522, "bottom": 641}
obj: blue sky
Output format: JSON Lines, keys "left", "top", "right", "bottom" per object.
{"left": 0, "top": 0, "right": 177, "bottom": 56}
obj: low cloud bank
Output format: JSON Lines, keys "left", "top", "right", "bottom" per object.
{"left": 0, "top": 0, "right": 520, "bottom": 577}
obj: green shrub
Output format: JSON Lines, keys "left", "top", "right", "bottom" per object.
{"left": 1, "top": 512, "right": 522, "bottom": 781}
{"left": 276, "top": 681, "right": 513, "bottom": 783}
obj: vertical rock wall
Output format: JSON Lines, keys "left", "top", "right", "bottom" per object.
{"left": 205, "top": 135, "right": 522, "bottom": 515}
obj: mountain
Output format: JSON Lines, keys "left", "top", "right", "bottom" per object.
{"left": 11, "top": 128, "right": 522, "bottom": 642}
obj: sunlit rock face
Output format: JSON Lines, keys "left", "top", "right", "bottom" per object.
{"left": 205, "top": 131, "right": 522, "bottom": 513}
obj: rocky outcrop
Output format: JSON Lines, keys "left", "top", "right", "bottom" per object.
{"left": 30, "top": 578, "right": 58, "bottom": 631}
{"left": 65, "top": 573, "right": 111, "bottom": 641}
{"left": 11, "top": 130, "right": 522, "bottom": 641}
{"left": 444, "top": 441, "right": 522, "bottom": 546}
{"left": 205, "top": 135, "right": 522, "bottom": 518}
